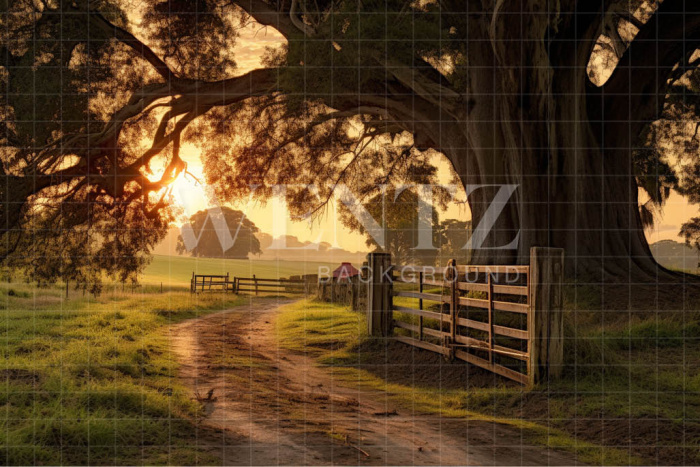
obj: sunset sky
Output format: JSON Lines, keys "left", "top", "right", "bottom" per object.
{"left": 168, "top": 142, "right": 470, "bottom": 252}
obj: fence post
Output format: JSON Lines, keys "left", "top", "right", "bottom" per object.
{"left": 447, "top": 258, "right": 457, "bottom": 357}
{"left": 367, "top": 253, "right": 392, "bottom": 337}
{"left": 487, "top": 271, "right": 494, "bottom": 363}
{"left": 350, "top": 277, "right": 358, "bottom": 310}
{"left": 253, "top": 275, "right": 258, "bottom": 296}
{"left": 528, "top": 247, "right": 565, "bottom": 386}
{"left": 418, "top": 271, "right": 423, "bottom": 341}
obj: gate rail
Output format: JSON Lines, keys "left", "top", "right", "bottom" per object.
{"left": 191, "top": 273, "right": 235, "bottom": 293}
{"left": 367, "top": 247, "right": 564, "bottom": 386}
{"left": 235, "top": 276, "right": 308, "bottom": 295}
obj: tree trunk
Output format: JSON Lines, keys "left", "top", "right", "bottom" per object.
{"left": 430, "top": 2, "right": 668, "bottom": 281}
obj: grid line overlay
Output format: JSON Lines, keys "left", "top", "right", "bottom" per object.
{"left": 1, "top": 1, "right": 700, "bottom": 466}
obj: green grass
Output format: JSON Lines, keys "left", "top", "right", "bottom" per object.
{"left": 0, "top": 254, "right": 334, "bottom": 292}
{"left": 275, "top": 300, "right": 364, "bottom": 354}
{"left": 0, "top": 282, "right": 248, "bottom": 465}
{"left": 141, "top": 254, "right": 335, "bottom": 288}
{"left": 3, "top": 275, "right": 698, "bottom": 465}
{"left": 275, "top": 299, "right": 700, "bottom": 465}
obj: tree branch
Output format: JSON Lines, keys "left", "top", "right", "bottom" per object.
{"left": 289, "top": 0, "right": 315, "bottom": 36}
{"left": 380, "top": 57, "right": 461, "bottom": 118}
{"left": 89, "top": 11, "right": 179, "bottom": 83}
{"left": 548, "top": 0, "right": 609, "bottom": 69}
{"left": 263, "top": 106, "right": 389, "bottom": 154}
{"left": 594, "top": 0, "right": 700, "bottom": 145}
{"left": 614, "top": 9, "right": 644, "bottom": 30}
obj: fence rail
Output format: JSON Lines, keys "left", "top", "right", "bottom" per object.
{"left": 366, "top": 247, "right": 564, "bottom": 386}
{"left": 235, "top": 275, "right": 308, "bottom": 295}
{"left": 190, "top": 273, "right": 311, "bottom": 295}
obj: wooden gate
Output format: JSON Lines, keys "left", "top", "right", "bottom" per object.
{"left": 366, "top": 248, "right": 564, "bottom": 386}
{"left": 190, "top": 273, "right": 235, "bottom": 293}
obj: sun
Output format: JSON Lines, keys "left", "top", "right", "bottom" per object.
{"left": 168, "top": 168, "right": 210, "bottom": 219}
{"left": 141, "top": 143, "right": 211, "bottom": 216}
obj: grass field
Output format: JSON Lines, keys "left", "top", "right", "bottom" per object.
{"left": 3, "top": 265, "right": 698, "bottom": 465}
{"left": 0, "top": 282, "right": 252, "bottom": 465}
{"left": 141, "top": 255, "right": 335, "bottom": 288}
{"left": 276, "top": 298, "right": 700, "bottom": 466}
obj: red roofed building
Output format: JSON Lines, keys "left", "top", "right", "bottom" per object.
{"left": 333, "top": 262, "right": 360, "bottom": 282}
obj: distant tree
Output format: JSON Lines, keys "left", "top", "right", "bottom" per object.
{"left": 339, "top": 160, "right": 451, "bottom": 265}
{"left": 437, "top": 219, "right": 472, "bottom": 263}
{"left": 680, "top": 218, "right": 700, "bottom": 252}
{"left": 256, "top": 232, "right": 274, "bottom": 250}
{"left": 650, "top": 239, "right": 700, "bottom": 271}
{"left": 176, "top": 208, "right": 261, "bottom": 259}
{"left": 339, "top": 187, "right": 440, "bottom": 266}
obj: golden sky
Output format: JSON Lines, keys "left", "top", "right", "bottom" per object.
{"left": 172, "top": 143, "right": 469, "bottom": 252}
{"left": 644, "top": 191, "right": 698, "bottom": 244}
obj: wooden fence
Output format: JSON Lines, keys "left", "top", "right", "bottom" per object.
{"left": 190, "top": 273, "right": 235, "bottom": 293}
{"left": 191, "top": 273, "right": 313, "bottom": 295}
{"left": 316, "top": 275, "right": 367, "bottom": 311}
{"left": 235, "top": 275, "right": 308, "bottom": 295}
{"left": 366, "top": 247, "right": 564, "bottom": 386}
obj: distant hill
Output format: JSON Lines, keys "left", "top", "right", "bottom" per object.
{"left": 255, "top": 233, "right": 367, "bottom": 263}
{"left": 152, "top": 227, "right": 367, "bottom": 263}
{"left": 157, "top": 228, "right": 698, "bottom": 271}
{"left": 650, "top": 240, "right": 700, "bottom": 271}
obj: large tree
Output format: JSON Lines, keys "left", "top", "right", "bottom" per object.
{"left": 3, "top": 0, "right": 700, "bottom": 281}
{"left": 176, "top": 207, "right": 261, "bottom": 259}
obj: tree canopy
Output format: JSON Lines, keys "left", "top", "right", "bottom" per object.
{"left": 4, "top": 0, "right": 700, "bottom": 282}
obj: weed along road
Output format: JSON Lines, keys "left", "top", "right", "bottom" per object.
{"left": 170, "top": 298, "right": 580, "bottom": 465}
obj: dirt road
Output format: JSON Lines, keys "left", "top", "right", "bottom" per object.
{"left": 170, "top": 299, "right": 581, "bottom": 465}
